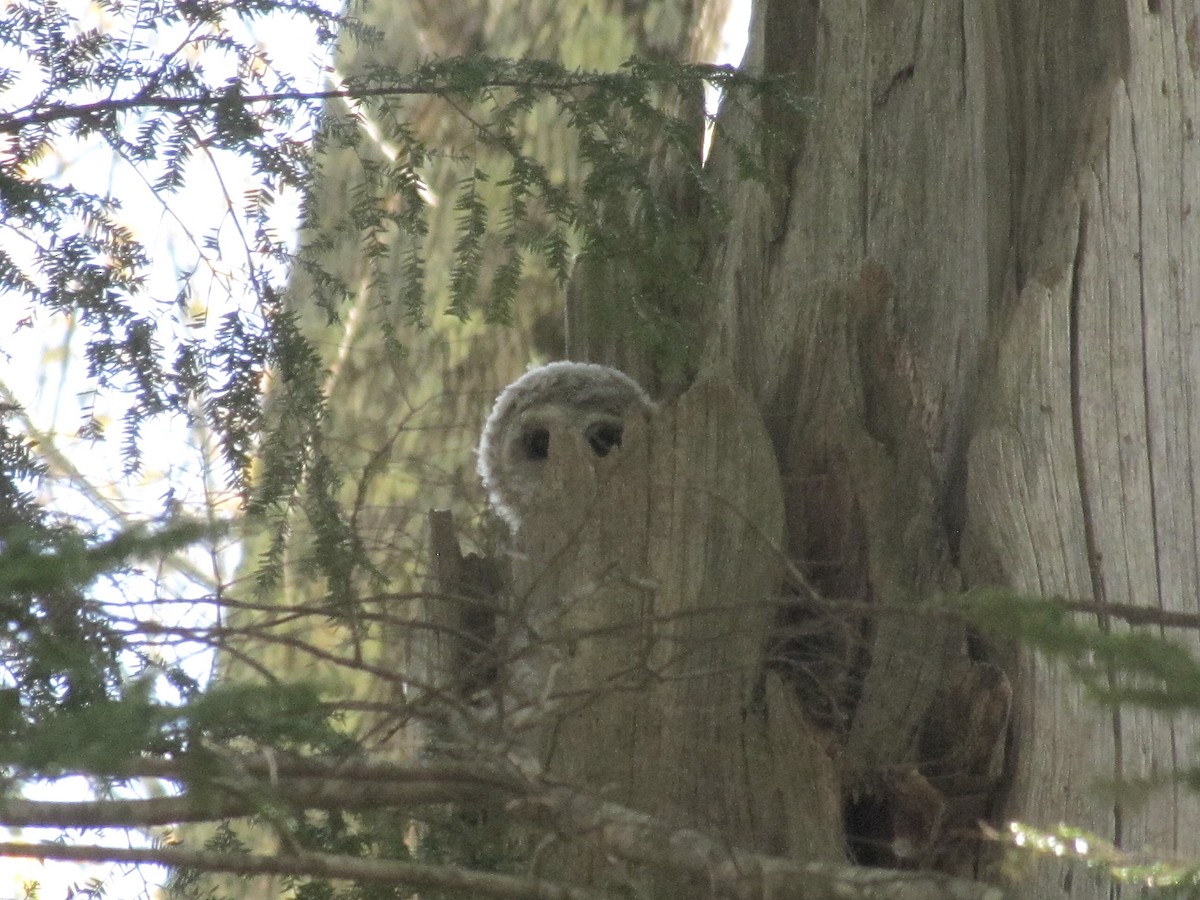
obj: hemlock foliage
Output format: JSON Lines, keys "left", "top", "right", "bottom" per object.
{"left": 0, "top": 0, "right": 771, "bottom": 501}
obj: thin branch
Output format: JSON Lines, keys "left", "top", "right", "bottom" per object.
{"left": 515, "top": 783, "right": 1009, "bottom": 900}
{"left": 0, "top": 841, "right": 605, "bottom": 900}
{"left": 0, "top": 776, "right": 509, "bottom": 828}
{"left": 0, "top": 81, "right": 605, "bottom": 134}
{"left": 37, "top": 754, "right": 527, "bottom": 789}
{"left": 1052, "top": 597, "right": 1200, "bottom": 631}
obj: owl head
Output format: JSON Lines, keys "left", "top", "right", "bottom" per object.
{"left": 477, "top": 362, "right": 654, "bottom": 530}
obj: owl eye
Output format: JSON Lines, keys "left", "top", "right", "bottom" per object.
{"left": 585, "top": 421, "right": 623, "bottom": 457}
{"left": 520, "top": 426, "right": 551, "bottom": 460}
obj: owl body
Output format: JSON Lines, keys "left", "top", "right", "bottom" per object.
{"left": 477, "top": 362, "right": 654, "bottom": 530}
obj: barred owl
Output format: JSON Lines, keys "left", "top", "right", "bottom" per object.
{"left": 477, "top": 361, "right": 653, "bottom": 530}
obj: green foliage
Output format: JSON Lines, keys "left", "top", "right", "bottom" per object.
{"left": 0, "top": 418, "right": 346, "bottom": 775}
{"left": 0, "top": 656, "right": 342, "bottom": 773}
{"left": 956, "top": 587, "right": 1200, "bottom": 711}
{"left": 956, "top": 588, "right": 1200, "bottom": 892}
{"left": 169, "top": 822, "right": 252, "bottom": 900}
{"left": 1003, "top": 822, "right": 1200, "bottom": 894}
{"left": 0, "top": 410, "right": 220, "bottom": 723}
{"left": 412, "top": 803, "right": 526, "bottom": 900}
{"left": 0, "top": 518, "right": 219, "bottom": 599}
{"left": 286, "top": 809, "right": 415, "bottom": 900}
{"left": 0, "top": 0, "right": 350, "bottom": 479}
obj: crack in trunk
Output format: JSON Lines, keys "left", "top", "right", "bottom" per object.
{"left": 1067, "top": 199, "right": 1124, "bottom": 851}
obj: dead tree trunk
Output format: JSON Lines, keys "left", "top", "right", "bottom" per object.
{"left": 677, "top": 0, "right": 1200, "bottom": 896}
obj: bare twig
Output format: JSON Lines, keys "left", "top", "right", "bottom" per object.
{"left": 0, "top": 777, "right": 507, "bottom": 828}
{"left": 0, "top": 841, "right": 605, "bottom": 900}
{"left": 1, "top": 78, "right": 611, "bottom": 134}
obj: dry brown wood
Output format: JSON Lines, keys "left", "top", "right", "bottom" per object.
{"left": 698, "top": 1, "right": 1200, "bottom": 895}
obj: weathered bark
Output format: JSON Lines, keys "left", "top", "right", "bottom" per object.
{"left": 965, "top": 3, "right": 1200, "bottom": 886}
{"left": 678, "top": 0, "right": 1200, "bottom": 896}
